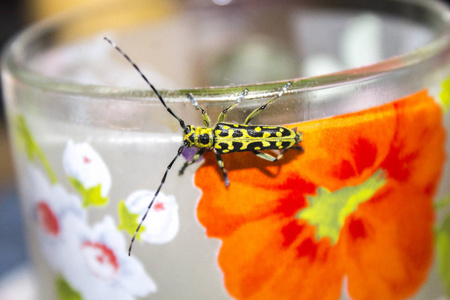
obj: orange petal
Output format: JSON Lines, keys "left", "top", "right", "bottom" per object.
{"left": 196, "top": 151, "right": 316, "bottom": 237}
{"left": 218, "top": 216, "right": 343, "bottom": 300}
{"left": 194, "top": 90, "right": 445, "bottom": 299}
{"left": 341, "top": 182, "right": 434, "bottom": 299}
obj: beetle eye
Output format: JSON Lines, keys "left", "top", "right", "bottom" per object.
{"left": 184, "top": 127, "right": 191, "bottom": 134}
{"left": 184, "top": 140, "right": 190, "bottom": 147}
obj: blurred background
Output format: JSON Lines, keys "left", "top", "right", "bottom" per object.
{"left": 0, "top": 0, "right": 112, "bottom": 297}
{"left": 1, "top": 0, "right": 450, "bottom": 298}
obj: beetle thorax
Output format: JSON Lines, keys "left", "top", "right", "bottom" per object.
{"left": 183, "top": 125, "right": 214, "bottom": 148}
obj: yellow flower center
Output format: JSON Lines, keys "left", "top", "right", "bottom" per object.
{"left": 296, "top": 169, "right": 386, "bottom": 244}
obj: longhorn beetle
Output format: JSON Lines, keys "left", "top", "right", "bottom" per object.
{"left": 104, "top": 37, "right": 304, "bottom": 255}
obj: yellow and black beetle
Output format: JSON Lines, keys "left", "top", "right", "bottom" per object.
{"left": 104, "top": 37, "right": 303, "bottom": 255}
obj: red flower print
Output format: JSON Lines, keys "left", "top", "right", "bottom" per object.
{"left": 36, "top": 201, "right": 60, "bottom": 236}
{"left": 81, "top": 241, "right": 119, "bottom": 281}
{"left": 195, "top": 91, "right": 446, "bottom": 299}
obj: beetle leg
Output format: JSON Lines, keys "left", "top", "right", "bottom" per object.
{"left": 178, "top": 148, "right": 206, "bottom": 175}
{"left": 187, "top": 93, "right": 211, "bottom": 127}
{"left": 217, "top": 89, "right": 248, "bottom": 123}
{"left": 252, "top": 149, "right": 288, "bottom": 162}
{"left": 214, "top": 150, "right": 230, "bottom": 187}
{"left": 245, "top": 82, "right": 291, "bottom": 125}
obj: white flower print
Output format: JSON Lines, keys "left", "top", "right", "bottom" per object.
{"left": 62, "top": 140, "right": 111, "bottom": 195}
{"left": 123, "top": 190, "right": 179, "bottom": 244}
{"left": 59, "top": 216, "right": 156, "bottom": 300}
{"left": 62, "top": 140, "right": 111, "bottom": 206}
{"left": 17, "top": 118, "right": 160, "bottom": 299}
{"left": 24, "top": 165, "right": 85, "bottom": 271}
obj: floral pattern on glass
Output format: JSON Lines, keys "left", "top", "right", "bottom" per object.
{"left": 63, "top": 140, "right": 111, "bottom": 207}
{"left": 118, "top": 190, "right": 179, "bottom": 244}
{"left": 440, "top": 77, "right": 450, "bottom": 114}
{"left": 194, "top": 90, "right": 446, "bottom": 299}
{"left": 14, "top": 116, "right": 161, "bottom": 300}
{"left": 24, "top": 165, "right": 85, "bottom": 271}
{"left": 57, "top": 215, "right": 157, "bottom": 300}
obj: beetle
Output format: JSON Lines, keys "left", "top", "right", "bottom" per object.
{"left": 104, "top": 37, "right": 303, "bottom": 255}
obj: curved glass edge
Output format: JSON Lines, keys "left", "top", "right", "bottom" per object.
{"left": 2, "top": 0, "right": 450, "bottom": 131}
{"left": 2, "top": 0, "right": 450, "bottom": 101}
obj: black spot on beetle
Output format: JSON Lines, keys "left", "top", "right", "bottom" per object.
{"left": 282, "top": 141, "right": 292, "bottom": 148}
{"left": 199, "top": 134, "right": 210, "bottom": 145}
{"left": 232, "top": 142, "right": 244, "bottom": 150}
{"left": 232, "top": 131, "right": 244, "bottom": 138}
{"left": 219, "top": 143, "right": 229, "bottom": 149}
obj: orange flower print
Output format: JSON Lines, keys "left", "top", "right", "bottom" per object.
{"left": 195, "top": 90, "right": 446, "bottom": 300}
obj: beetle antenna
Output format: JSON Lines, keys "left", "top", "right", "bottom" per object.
{"left": 128, "top": 144, "right": 185, "bottom": 256}
{"left": 104, "top": 37, "right": 186, "bottom": 129}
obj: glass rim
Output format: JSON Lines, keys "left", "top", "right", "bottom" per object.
{"left": 2, "top": 0, "right": 450, "bottom": 104}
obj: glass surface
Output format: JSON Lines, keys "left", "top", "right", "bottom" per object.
{"left": 2, "top": 0, "right": 450, "bottom": 299}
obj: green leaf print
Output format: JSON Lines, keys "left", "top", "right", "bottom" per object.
{"left": 437, "top": 215, "right": 450, "bottom": 297}
{"left": 440, "top": 77, "right": 450, "bottom": 114}
{"left": 297, "top": 169, "right": 386, "bottom": 244}
{"left": 435, "top": 193, "right": 450, "bottom": 210}
{"left": 68, "top": 177, "right": 108, "bottom": 208}
{"left": 14, "top": 114, "right": 57, "bottom": 184}
{"left": 55, "top": 276, "right": 83, "bottom": 300}
{"left": 117, "top": 200, "right": 145, "bottom": 240}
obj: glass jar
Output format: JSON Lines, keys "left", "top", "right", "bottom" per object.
{"left": 2, "top": 0, "right": 450, "bottom": 299}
